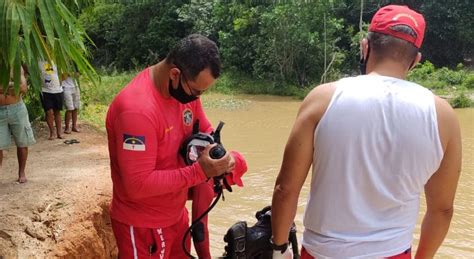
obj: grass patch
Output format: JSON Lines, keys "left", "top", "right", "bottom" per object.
{"left": 79, "top": 71, "right": 136, "bottom": 128}
{"left": 80, "top": 104, "right": 109, "bottom": 130}
{"left": 211, "top": 71, "right": 311, "bottom": 99}
{"left": 450, "top": 92, "right": 473, "bottom": 108}
{"left": 81, "top": 71, "right": 136, "bottom": 106}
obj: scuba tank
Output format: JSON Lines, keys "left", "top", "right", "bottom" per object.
{"left": 223, "top": 206, "right": 300, "bottom": 259}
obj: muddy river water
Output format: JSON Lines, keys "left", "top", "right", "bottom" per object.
{"left": 197, "top": 94, "right": 473, "bottom": 258}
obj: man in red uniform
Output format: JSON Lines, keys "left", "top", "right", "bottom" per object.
{"left": 106, "top": 34, "right": 247, "bottom": 258}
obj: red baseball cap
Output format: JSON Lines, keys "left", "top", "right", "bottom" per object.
{"left": 368, "top": 5, "right": 426, "bottom": 48}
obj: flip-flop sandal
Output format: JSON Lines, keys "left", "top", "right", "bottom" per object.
{"left": 70, "top": 139, "right": 80, "bottom": 144}
{"left": 64, "top": 139, "right": 80, "bottom": 145}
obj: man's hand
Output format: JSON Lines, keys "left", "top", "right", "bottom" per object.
{"left": 198, "top": 144, "right": 235, "bottom": 178}
{"left": 273, "top": 247, "right": 293, "bottom": 259}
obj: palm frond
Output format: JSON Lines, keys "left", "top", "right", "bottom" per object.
{"left": 0, "top": 0, "right": 98, "bottom": 92}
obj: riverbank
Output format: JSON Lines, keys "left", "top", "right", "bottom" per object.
{"left": 0, "top": 122, "right": 115, "bottom": 258}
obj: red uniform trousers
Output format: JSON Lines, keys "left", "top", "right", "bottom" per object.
{"left": 190, "top": 180, "right": 215, "bottom": 259}
{"left": 111, "top": 209, "right": 191, "bottom": 259}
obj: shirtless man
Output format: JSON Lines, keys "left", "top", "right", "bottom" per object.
{"left": 0, "top": 67, "right": 36, "bottom": 183}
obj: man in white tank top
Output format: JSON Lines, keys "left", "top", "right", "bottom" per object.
{"left": 271, "top": 5, "right": 462, "bottom": 259}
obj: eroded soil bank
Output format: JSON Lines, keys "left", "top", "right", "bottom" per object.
{"left": 0, "top": 123, "right": 117, "bottom": 258}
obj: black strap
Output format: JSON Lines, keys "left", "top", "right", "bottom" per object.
{"left": 192, "top": 119, "right": 200, "bottom": 134}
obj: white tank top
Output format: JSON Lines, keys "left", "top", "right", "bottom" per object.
{"left": 302, "top": 75, "right": 443, "bottom": 258}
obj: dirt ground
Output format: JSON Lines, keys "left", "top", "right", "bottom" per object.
{"left": 0, "top": 122, "right": 117, "bottom": 258}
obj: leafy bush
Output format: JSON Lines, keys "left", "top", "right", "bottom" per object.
{"left": 437, "top": 67, "right": 465, "bottom": 86}
{"left": 463, "top": 73, "right": 474, "bottom": 89}
{"left": 409, "top": 61, "right": 473, "bottom": 90}
{"left": 212, "top": 71, "right": 278, "bottom": 95}
{"left": 80, "top": 2, "right": 189, "bottom": 71}
{"left": 450, "top": 92, "right": 472, "bottom": 108}
{"left": 79, "top": 71, "right": 137, "bottom": 128}
{"left": 211, "top": 71, "right": 307, "bottom": 97}
{"left": 81, "top": 71, "right": 136, "bottom": 107}
{"left": 408, "top": 60, "right": 436, "bottom": 82}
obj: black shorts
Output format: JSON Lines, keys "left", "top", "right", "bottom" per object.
{"left": 41, "top": 92, "right": 64, "bottom": 111}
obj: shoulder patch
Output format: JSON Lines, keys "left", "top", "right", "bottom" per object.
{"left": 183, "top": 108, "right": 193, "bottom": 126}
{"left": 123, "top": 134, "right": 146, "bottom": 151}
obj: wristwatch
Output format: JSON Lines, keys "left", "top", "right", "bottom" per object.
{"left": 269, "top": 237, "right": 288, "bottom": 252}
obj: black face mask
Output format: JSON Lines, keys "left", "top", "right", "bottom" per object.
{"left": 408, "top": 58, "right": 417, "bottom": 71}
{"left": 169, "top": 78, "right": 197, "bottom": 104}
{"left": 359, "top": 45, "right": 370, "bottom": 75}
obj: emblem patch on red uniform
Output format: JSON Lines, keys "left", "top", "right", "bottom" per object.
{"left": 183, "top": 108, "right": 193, "bottom": 126}
{"left": 123, "top": 134, "right": 146, "bottom": 151}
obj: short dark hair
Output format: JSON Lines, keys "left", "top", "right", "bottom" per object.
{"left": 166, "top": 34, "right": 221, "bottom": 80}
{"left": 368, "top": 25, "right": 419, "bottom": 67}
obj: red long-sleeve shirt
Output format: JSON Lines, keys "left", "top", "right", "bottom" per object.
{"left": 106, "top": 68, "right": 246, "bottom": 228}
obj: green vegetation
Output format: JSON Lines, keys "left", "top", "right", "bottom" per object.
{"left": 210, "top": 71, "right": 310, "bottom": 98}
{"left": 79, "top": 70, "right": 137, "bottom": 129}
{"left": 79, "top": 1, "right": 474, "bottom": 83}
{"left": 450, "top": 93, "right": 473, "bottom": 109}
{"left": 81, "top": 71, "right": 135, "bottom": 105}
{"left": 409, "top": 62, "right": 470, "bottom": 90}
{"left": 79, "top": 62, "right": 473, "bottom": 129}
{"left": 4, "top": 0, "right": 473, "bottom": 126}
{"left": 1, "top": 0, "right": 97, "bottom": 92}
{"left": 76, "top": 0, "right": 473, "bottom": 113}
{"left": 408, "top": 61, "right": 474, "bottom": 108}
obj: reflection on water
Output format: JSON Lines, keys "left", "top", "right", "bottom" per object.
{"left": 195, "top": 94, "right": 473, "bottom": 258}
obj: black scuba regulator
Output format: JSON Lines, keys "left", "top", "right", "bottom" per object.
{"left": 179, "top": 119, "right": 232, "bottom": 194}
{"left": 209, "top": 122, "right": 226, "bottom": 159}
{"left": 180, "top": 119, "right": 226, "bottom": 164}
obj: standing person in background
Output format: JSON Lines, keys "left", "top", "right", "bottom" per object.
{"left": 39, "top": 61, "right": 63, "bottom": 140}
{"left": 61, "top": 73, "right": 81, "bottom": 134}
{"left": 0, "top": 67, "right": 36, "bottom": 183}
{"left": 271, "top": 5, "right": 462, "bottom": 259}
{"left": 106, "top": 34, "right": 247, "bottom": 258}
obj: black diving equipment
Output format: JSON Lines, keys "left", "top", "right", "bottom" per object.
{"left": 180, "top": 119, "right": 214, "bottom": 165}
{"left": 359, "top": 44, "right": 370, "bottom": 75}
{"left": 180, "top": 120, "right": 233, "bottom": 258}
{"left": 223, "top": 206, "right": 300, "bottom": 259}
{"left": 179, "top": 119, "right": 232, "bottom": 193}
{"left": 209, "top": 121, "right": 226, "bottom": 159}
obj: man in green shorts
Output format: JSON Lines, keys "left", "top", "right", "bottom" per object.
{"left": 0, "top": 67, "right": 36, "bottom": 183}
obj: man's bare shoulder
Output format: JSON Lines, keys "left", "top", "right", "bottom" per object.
{"left": 433, "top": 95, "right": 460, "bottom": 151}
{"left": 297, "top": 82, "right": 337, "bottom": 124}
{"left": 433, "top": 96, "right": 458, "bottom": 128}
{"left": 306, "top": 82, "right": 336, "bottom": 98}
